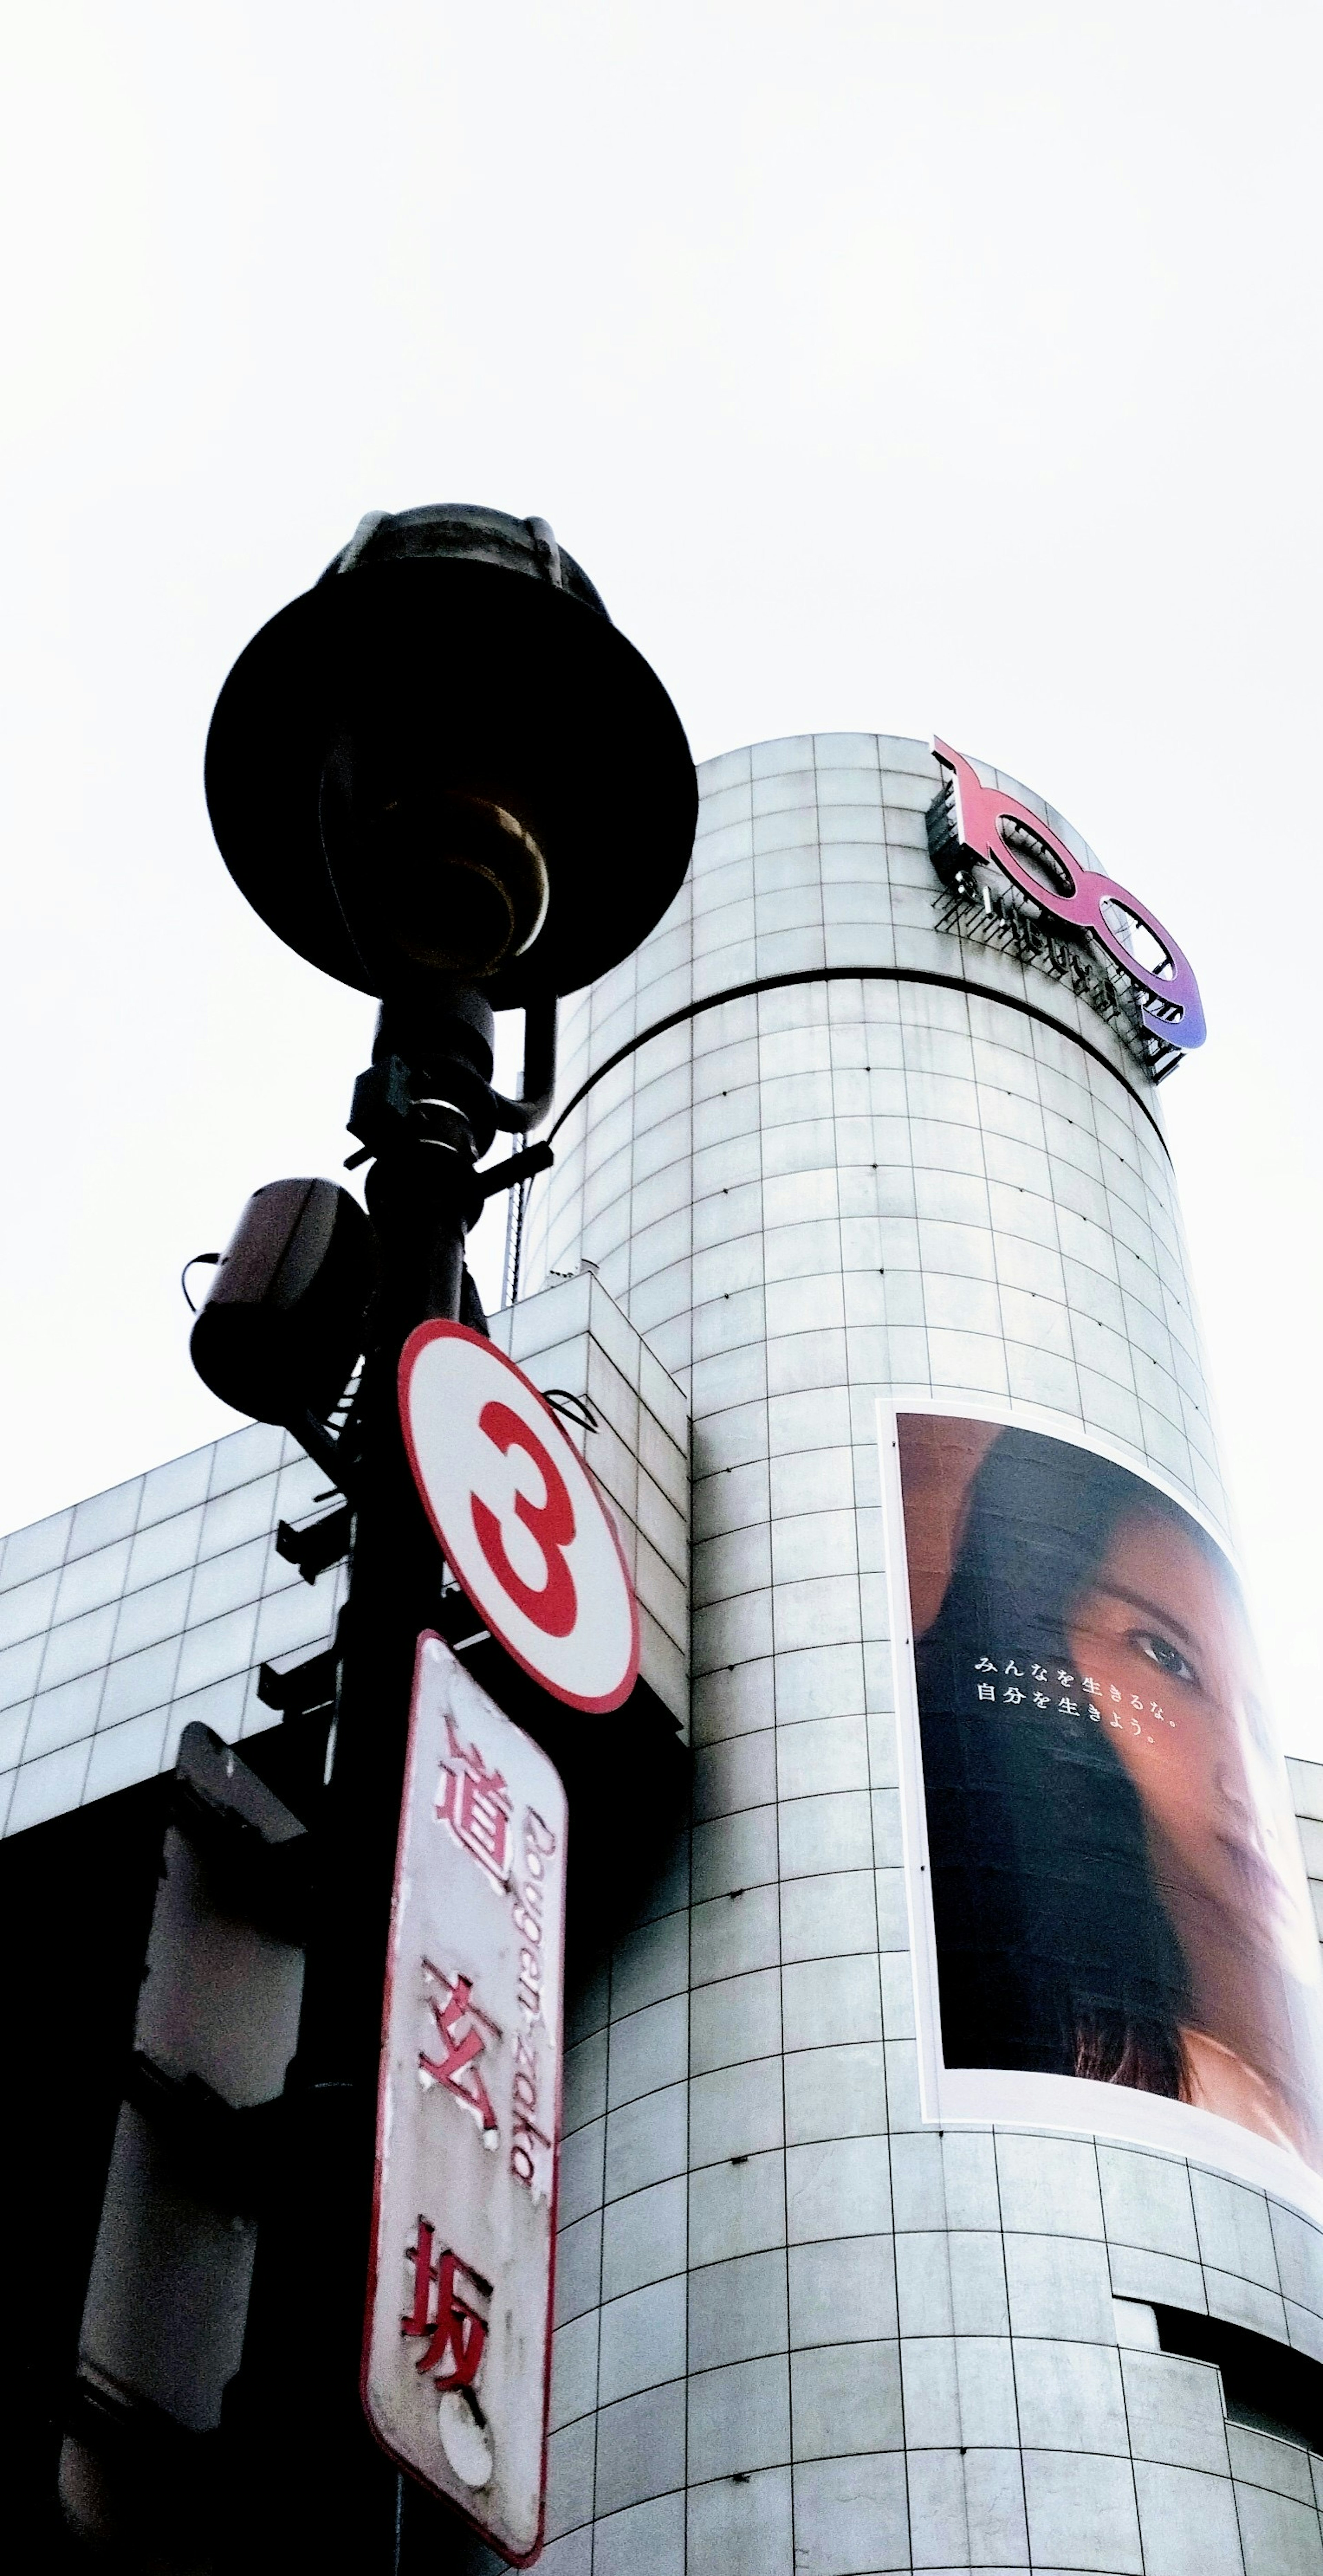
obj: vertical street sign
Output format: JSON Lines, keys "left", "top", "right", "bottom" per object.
{"left": 362, "top": 1634, "right": 567, "bottom": 2563}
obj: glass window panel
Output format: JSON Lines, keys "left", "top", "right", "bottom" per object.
{"left": 39, "top": 1603, "right": 118, "bottom": 1691}
{"left": 815, "top": 761, "right": 883, "bottom": 800}
{"left": 100, "top": 1638, "right": 183, "bottom": 1729}
{"left": 756, "top": 886, "right": 824, "bottom": 937}
{"left": 752, "top": 735, "right": 814, "bottom": 777}
{"left": 7, "top": 1740, "right": 91, "bottom": 1835}
{"left": 174, "top": 1605, "right": 259, "bottom": 1699}
{"left": 0, "top": 1703, "right": 30, "bottom": 1770}
{"left": 0, "top": 1509, "right": 71, "bottom": 1589}
{"left": 752, "top": 767, "right": 815, "bottom": 817}
{"left": 693, "top": 854, "right": 755, "bottom": 914}
{"left": 701, "top": 894, "right": 757, "bottom": 948}
{"left": 206, "top": 1424, "right": 285, "bottom": 1496}
{"left": 187, "top": 1538, "right": 269, "bottom": 1626}
{"left": 54, "top": 1537, "right": 132, "bottom": 1624}
{"left": 752, "top": 812, "right": 818, "bottom": 861}
{"left": 25, "top": 1670, "right": 105, "bottom": 1759}
{"left": 84, "top": 1709, "right": 170, "bottom": 1805}
{"left": 253, "top": 1584, "right": 334, "bottom": 1665}
{"left": 137, "top": 1447, "right": 214, "bottom": 1527}
{"left": 126, "top": 1506, "right": 204, "bottom": 1593}
{"left": 67, "top": 1481, "right": 142, "bottom": 1560}
{"left": 112, "top": 1570, "right": 194, "bottom": 1659}
{"left": 0, "top": 1633, "right": 44, "bottom": 1712}
{"left": 697, "top": 744, "right": 752, "bottom": 794}
{"left": 199, "top": 1480, "right": 277, "bottom": 1558}
{"left": 0, "top": 1570, "right": 61, "bottom": 1653}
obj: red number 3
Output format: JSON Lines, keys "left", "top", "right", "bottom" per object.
{"left": 471, "top": 1401, "right": 578, "bottom": 1638}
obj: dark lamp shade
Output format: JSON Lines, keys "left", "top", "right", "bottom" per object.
{"left": 204, "top": 535, "right": 699, "bottom": 1007}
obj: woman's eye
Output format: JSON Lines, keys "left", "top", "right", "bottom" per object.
{"left": 1132, "top": 1630, "right": 1196, "bottom": 1685}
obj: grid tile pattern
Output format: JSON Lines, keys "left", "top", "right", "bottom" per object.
{"left": 1291, "top": 1761, "right": 1323, "bottom": 1946}
{"left": 526, "top": 738, "right": 1223, "bottom": 1533}
{"left": 0, "top": 1272, "right": 688, "bottom": 1828}
{"left": 491, "top": 736, "right": 1319, "bottom": 2574}
{"left": 0, "top": 1423, "right": 342, "bottom": 1835}
{"left": 490, "top": 1270, "right": 690, "bottom": 1731}
{"left": 2, "top": 732, "right": 1315, "bottom": 2568}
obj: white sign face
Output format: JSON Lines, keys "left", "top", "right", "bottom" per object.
{"left": 362, "top": 1636, "right": 568, "bottom": 2564}
{"left": 399, "top": 1320, "right": 639, "bottom": 1714}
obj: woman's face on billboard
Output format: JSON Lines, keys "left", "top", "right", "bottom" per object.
{"left": 1066, "top": 1506, "right": 1315, "bottom": 1978}
{"left": 1067, "top": 1504, "right": 1315, "bottom": 1968}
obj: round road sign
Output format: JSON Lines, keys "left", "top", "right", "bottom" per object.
{"left": 399, "top": 1321, "right": 639, "bottom": 1714}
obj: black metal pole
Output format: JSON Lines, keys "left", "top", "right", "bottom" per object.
{"left": 230, "top": 1004, "right": 491, "bottom": 2572}
{"left": 192, "top": 496, "right": 696, "bottom": 2574}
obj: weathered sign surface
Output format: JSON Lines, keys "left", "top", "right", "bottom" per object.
{"left": 362, "top": 1634, "right": 567, "bottom": 2563}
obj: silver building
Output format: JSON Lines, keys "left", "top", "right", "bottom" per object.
{"left": 6, "top": 731, "right": 1323, "bottom": 2574}
{"left": 515, "top": 732, "right": 1323, "bottom": 2576}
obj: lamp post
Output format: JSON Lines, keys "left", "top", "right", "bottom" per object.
{"left": 197, "top": 506, "right": 697, "bottom": 2565}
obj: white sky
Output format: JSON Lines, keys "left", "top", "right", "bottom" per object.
{"left": 3, "top": 3, "right": 1322, "bottom": 1749}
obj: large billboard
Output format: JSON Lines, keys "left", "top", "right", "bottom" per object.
{"left": 881, "top": 1405, "right": 1323, "bottom": 2217}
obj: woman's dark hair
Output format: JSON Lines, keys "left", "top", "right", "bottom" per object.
{"left": 913, "top": 1424, "right": 1199, "bottom": 2097}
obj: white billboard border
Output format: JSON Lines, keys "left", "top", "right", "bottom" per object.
{"left": 877, "top": 1389, "right": 1323, "bottom": 2234}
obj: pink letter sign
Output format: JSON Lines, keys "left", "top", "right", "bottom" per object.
{"left": 363, "top": 1634, "right": 567, "bottom": 2564}
{"left": 933, "top": 737, "right": 1205, "bottom": 1052}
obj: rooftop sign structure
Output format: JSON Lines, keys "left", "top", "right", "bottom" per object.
{"left": 927, "top": 737, "right": 1205, "bottom": 1077}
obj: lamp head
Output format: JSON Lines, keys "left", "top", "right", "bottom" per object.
{"left": 204, "top": 506, "right": 698, "bottom": 1008}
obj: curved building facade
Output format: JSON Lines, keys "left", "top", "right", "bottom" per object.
{"left": 513, "top": 736, "right": 1323, "bottom": 2575}
{"left": 4, "top": 731, "right": 1323, "bottom": 2572}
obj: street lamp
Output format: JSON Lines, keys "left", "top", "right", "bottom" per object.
{"left": 202, "top": 502, "right": 695, "bottom": 1333}
{"left": 206, "top": 503, "right": 695, "bottom": 1007}
{"left": 193, "top": 505, "right": 697, "bottom": 2569}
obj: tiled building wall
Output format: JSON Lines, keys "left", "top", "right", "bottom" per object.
{"left": 0, "top": 1423, "right": 340, "bottom": 1837}
{"left": 505, "top": 738, "right": 1323, "bottom": 2575}
{"left": 2, "top": 730, "right": 1316, "bottom": 2570}
{"left": 527, "top": 734, "right": 1224, "bottom": 1530}
{"left": 0, "top": 1270, "right": 689, "bottom": 1831}
{"left": 489, "top": 1270, "right": 690, "bottom": 1733}
{"left": 1291, "top": 1760, "right": 1323, "bottom": 1946}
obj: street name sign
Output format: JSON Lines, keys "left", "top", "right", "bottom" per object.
{"left": 362, "top": 1634, "right": 567, "bottom": 2563}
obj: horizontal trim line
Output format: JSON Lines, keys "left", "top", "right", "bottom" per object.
{"left": 548, "top": 965, "right": 1171, "bottom": 1159}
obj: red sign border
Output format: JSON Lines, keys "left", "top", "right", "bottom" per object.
{"left": 360, "top": 1632, "right": 566, "bottom": 2566}
{"left": 399, "top": 1320, "right": 642, "bottom": 1716}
